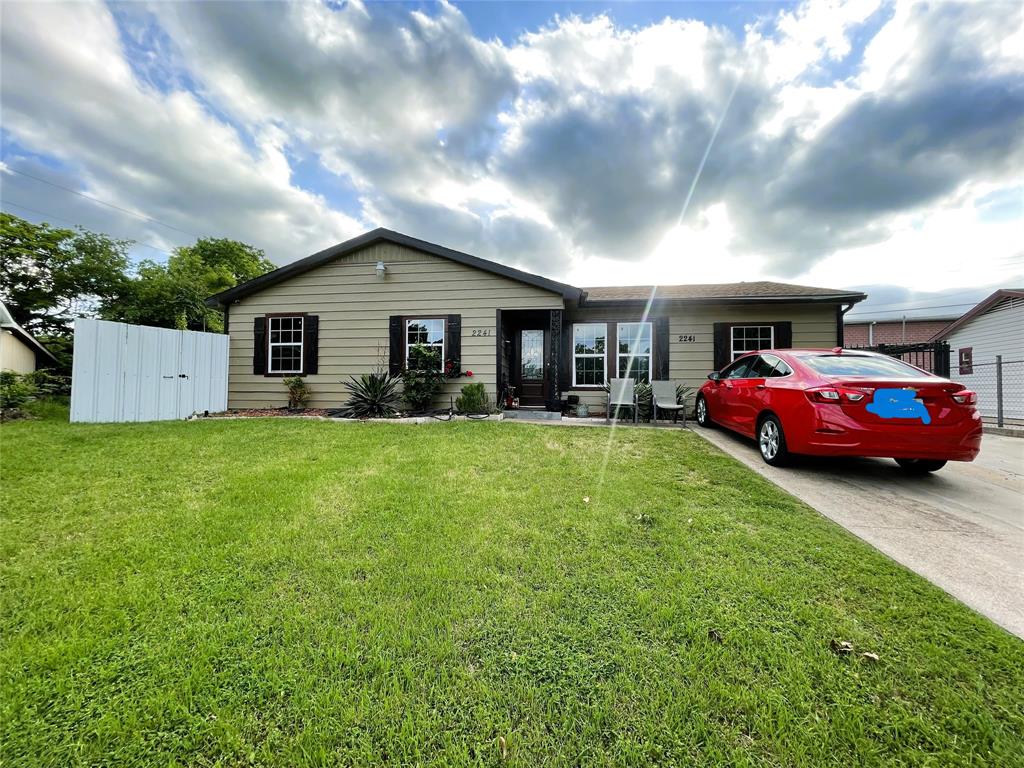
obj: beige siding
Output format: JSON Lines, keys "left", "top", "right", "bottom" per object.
{"left": 226, "top": 242, "right": 563, "bottom": 409}
{"left": 566, "top": 302, "right": 838, "bottom": 408}
{"left": 1, "top": 330, "right": 36, "bottom": 373}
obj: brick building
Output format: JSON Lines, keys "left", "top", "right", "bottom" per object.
{"left": 844, "top": 317, "right": 958, "bottom": 348}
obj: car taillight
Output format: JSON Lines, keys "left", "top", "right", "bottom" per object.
{"left": 806, "top": 386, "right": 868, "bottom": 404}
{"left": 951, "top": 390, "right": 977, "bottom": 405}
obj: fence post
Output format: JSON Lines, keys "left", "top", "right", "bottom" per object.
{"left": 935, "top": 342, "right": 950, "bottom": 378}
{"left": 995, "top": 355, "right": 1003, "bottom": 427}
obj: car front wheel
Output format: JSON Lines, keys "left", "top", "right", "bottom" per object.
{"left": 758, "top": 415, "right": 790, "bottom": 466}
{"left": 696, "top": 395, "right": 714, "bottom": 428}
{"left": 895, "top": 458, "right": 947, "bottom": 473}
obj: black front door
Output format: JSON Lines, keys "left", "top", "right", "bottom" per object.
{"left": 516, "top": 328, "right": 546, "bottom": 406}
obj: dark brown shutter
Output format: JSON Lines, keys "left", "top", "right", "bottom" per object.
{"left": 389, "top": 315, "right": 403, "bottom": 375}
{"left": 446, "top": 315, "right": 462, "bottom": 368}
{"left": 559, "top": 318, "right": 572, "bottom": 390}
{"left": 303, "top": 315, "right": 319, "bottom": 375}
{"left": 548, "top": 310, "right": 563, "bottom": 394}
{"left": 654, "top": 316, "right": 670, "bottom": 380}
{"left": 253, "top": 317, "right": 267, "bottom": 375}
{"left": 495, "top": 309, "right": 504, "bottom": 395}
{"left": 773, "top": 321, "right": 792, "bottom": 350}
{"left": 712, "top": 322, "right": 730, "bottom": 372}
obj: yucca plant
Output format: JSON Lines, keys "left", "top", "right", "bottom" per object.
{"left": 675, "top": 383, "right": 694, "bottom": 410}
{"left": 340, "top": 370, "right": 402, "bottom": 418}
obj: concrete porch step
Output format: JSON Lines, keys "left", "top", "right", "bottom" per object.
{"left": 501, "top": 409, "right": 562, "bottom": 421}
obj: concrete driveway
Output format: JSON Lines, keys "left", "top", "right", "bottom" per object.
{"left": 692, "top": 426, "right": 1024, "bottom": 638}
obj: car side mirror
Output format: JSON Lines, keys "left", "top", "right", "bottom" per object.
{"left": 707, "top": 372, "right": 720, "bottom": 381}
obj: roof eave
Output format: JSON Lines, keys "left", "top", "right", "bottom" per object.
{"left": 578, "top": 292, "right": 867, "bottom": 307}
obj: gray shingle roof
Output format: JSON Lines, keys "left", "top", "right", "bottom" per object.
{"left": 582, "top": 281, "right": 865, "bottom": 303}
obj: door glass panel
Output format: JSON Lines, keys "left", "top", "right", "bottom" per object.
{"left": 521, "top": 330, "right": 544, "bottom": 379}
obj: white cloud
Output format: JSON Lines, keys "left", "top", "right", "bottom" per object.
{"left": 799, "top": 195, "right": 1024, "bottom": 292}
{"left": 1, "top": 1, "right": 364, "bottom": 264}
{"left": 754, "top": 0, "right": 883, "bottom": 84}
{"left": 1, "top": 0, "right": 1021, "bottom": 294}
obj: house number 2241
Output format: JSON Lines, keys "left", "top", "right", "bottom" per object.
{"left": 470, "top": 329, "right": 493, "bottom": 337}
{"left": 677, "top": 334, "right": 696, "bottom": 343}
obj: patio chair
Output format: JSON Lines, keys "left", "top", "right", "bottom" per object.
{"left": 652, "top": 380, "right": 686, "bottom": 426}
{"left": 606, "top": 378, "right": 637, "bottom": 424}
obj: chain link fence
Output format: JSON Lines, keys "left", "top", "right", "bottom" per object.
{"left": 953, "top": 356, "right": 1024, "bottom": 426}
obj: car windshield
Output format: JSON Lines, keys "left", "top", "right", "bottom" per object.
{"left": 802, "top": 354, "right": 930, "bottom": 378}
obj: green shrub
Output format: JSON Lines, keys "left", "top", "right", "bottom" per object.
{"left": 1, "top": 370, "right": 39, "bottom": 410}
{"left": 455, "top": 382, "right": 491, "bottom": 414}
{"left": 27, "top": 370, "right": 69, "bottom": 397}
{"left": 401, "top": 345, "right": 445, "bottom": 412}
{"left": 341, "top": 371, "right": 402, "bottom": 418}
{"left": 282, "top": 376, "right": 311, "bottom": 409}
{"left": 634, "top": 381, "right": 653, "bottom": 422}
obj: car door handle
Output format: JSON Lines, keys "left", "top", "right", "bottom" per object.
{"left": 756, "top": 384, "right": 766, "bottom": 389}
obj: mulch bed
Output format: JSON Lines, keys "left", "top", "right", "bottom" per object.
{"left": 209, "top": 408, "right": 332, "bottom": 418}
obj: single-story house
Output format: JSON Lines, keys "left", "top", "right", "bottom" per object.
{"left": 205, "top": 229, "right": 867, "bottom": 412}
{"left": 930, "top": 288, "right": 1024, "bottom": 423}
{"left": 0, "top": 301, "right": 56, "bottom": 373}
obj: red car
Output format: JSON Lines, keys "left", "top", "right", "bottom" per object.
{"left": 695, "top": 348, "right": 982, "bottom": 472}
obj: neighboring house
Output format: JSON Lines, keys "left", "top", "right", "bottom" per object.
{"left": 206, "top": 229, "right": 866, "bottom": 411}
{"left": 931, "top": 289, "right": 1024, "bottom": 423}
{"left": 0, "top": 301, "right": 56, "bottom": 373}
{"left": 845, "top": 316, "right": 959, "bottom": 347}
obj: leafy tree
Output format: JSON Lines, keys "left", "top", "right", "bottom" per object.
{"left": 103, "top": 238, "right": 274, "bottom": 332}
{"left": 0, "top": 213, "right": 130, "bottom": 335}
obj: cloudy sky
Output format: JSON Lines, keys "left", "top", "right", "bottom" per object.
{"left": 1, "top": 0, "right": 1022, "bottom": 320}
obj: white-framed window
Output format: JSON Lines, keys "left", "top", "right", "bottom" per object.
{"left": 406, "top": 318, "right": 445, "bottom": 370}
{"left": 731, "top": 325, "right": 773, "bottom": 361}
{"left": 617, "top": 321, "right": 652, "bottom": 383}
{"left": 268, "top": 315, "right": 304, "bottom": 373}
{"left": 572, "top": 323, "right": 607, "bottom": 386}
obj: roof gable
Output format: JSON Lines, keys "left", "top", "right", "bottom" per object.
{"left": 206, "top": 228, "right": 582, "bottom": 307}
{"left": 0, "top": 301, "right": 57, "bottom": 364}
{"left": 931, "top": 289, "right": 1024, "bottom": 340}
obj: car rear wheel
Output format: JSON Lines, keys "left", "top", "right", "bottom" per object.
{"left": 895, "top": 458, "right": 947, "bottom": 473}
{"left": 758, "top": 415, "right": 790, "bottom": 466}
{"left": 696, "top": 395, "right": 714, "bottom": 428}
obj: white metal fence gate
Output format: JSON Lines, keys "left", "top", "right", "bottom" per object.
{"left": 71, "top": 319, "right": 228, "bottom": 423}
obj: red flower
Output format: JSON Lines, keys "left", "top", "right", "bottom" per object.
{"left": 465, "top": 370, "right": 474, "bottom": 377}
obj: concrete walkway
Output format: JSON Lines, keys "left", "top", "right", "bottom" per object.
{"left": 692, "top": 426, "right": 1024, "bottom": 638}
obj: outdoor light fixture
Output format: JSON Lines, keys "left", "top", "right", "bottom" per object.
{"left": 375, "top": 260, "right": 386, "bottom": 280}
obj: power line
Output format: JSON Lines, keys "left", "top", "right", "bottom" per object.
{"left": 4, "top": 167, "right": 202, "bottom": 239}
{"left": 844, "top": 287, "right": 992, "bottom": 311}
{"left": 1, "top": 199, "right": 179, "bottom": 258}
{"left": 846, "top": 301, "right": 979, "bottom": 318}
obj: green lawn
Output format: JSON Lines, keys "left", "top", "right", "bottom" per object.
{"left": 2, "top": 409, "right": 1022, "bottom": 767}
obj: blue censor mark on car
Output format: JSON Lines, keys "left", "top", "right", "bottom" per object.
{"left": 865, "top": 388, "right": 931, "bottom": 425}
